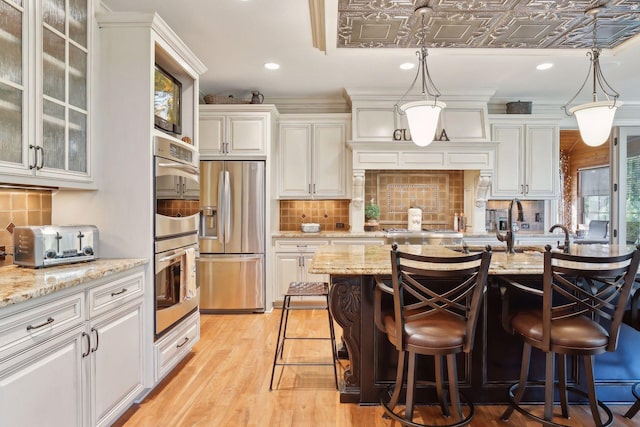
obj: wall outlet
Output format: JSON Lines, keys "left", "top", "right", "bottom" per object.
{"left": 335, "top": 222, "right": 345, "bottom": 229}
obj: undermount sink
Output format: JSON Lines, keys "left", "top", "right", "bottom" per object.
{"left": 447, "top": 245, "right": 547, "bottom": 254}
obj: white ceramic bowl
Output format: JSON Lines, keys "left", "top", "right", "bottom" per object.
{"left": 301, "top": 223, "right": 321, "bottom": 233}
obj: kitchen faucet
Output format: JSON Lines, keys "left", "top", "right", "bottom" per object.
{"left": 495, "top": 198, "right": 523, "bottom": 254}
{"left": 549, "top": 224, "right": 571, "bottom": 253}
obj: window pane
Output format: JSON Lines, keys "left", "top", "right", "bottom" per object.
{"left": 68, "top": 109, "right": 86, "bottom": 172}
{"left": 43, "top": 27, "right": 65, "bottom": 101}
{"left": 0, "top": 82, "right": 22, "bottom": 164}
{"left": 42, "top": 0, "right": 65, "bottom": 33}
{"left": 69, "top": 0, "right": 87, "bottom": 47}
{"left": 579, "top": 167, "right": 610, "bottom": 196}
{"left": 626, "top": 146, "right": 640, "bottom": 244}
{"left": 0, "top": 1, "right": 23, "bottom": 85}
{"left": 69, "top": 44, "right": 86, "bottom": 109}
{"left": 42, "top": 100, "right": 65, "bottom": 170}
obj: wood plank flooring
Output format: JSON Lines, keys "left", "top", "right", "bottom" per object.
{"left": 113, "top": 310, "right": 639, "bottom": 426}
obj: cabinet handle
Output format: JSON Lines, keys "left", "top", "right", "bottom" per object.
{"left": 28, "top": 145, "right": 37, "bottom": 169}
{"left": 26, "top": 317, "right": 54, "bottom": 331}
{"left": 111, "top": 288, "right": 128, "bottom": 297}
{"left": 176, "top": 337, "right": 189, "bottom": 348}
{"left": 82, "top": 332, "right": 91, "bottom": 357}
{"left": 36, "top": 146, "right": 44, "bottom": 170}
{"left": 90, "top": 327, "right": 99, "bottom": 353}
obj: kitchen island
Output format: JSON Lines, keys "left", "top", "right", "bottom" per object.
{"left": 309, "top": 244, "right": 640, "bottom": 405}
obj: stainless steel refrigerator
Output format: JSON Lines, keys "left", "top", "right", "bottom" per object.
{"left": 198, "top": 160, "right": 265, "bottom": 312}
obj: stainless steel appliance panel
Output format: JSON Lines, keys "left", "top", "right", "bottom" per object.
{"left": 155, "top": 237, "right": 200, "bottom": 336}
{"left": 198, "top": 254, "right": 265, "bottom": 311}
{"left": 199, "top": 160, "right": 265, "bottom": 255}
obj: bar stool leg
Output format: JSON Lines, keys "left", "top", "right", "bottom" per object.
{"left": 325, "top": 294, "right": 339, "bottom": 389}
{"left": 584, "top": 355, "right": 603, "bottom": 426}
{"left": 405, "top": 352, "right": 418, "bottom": 421}
{"left": 270, "top": 296, "right": 290, "bottom": 390}
{"left": 558, "top": 354, "right": 570, "bottom": 419}
{"left": 502, "top": 343, "right": 532, "bottom": 420}
{"left": 435, "top": 355, "right": 451, "bottom": 417}
{"left": 446, "top": 353, "right": 462, "bottom": 422}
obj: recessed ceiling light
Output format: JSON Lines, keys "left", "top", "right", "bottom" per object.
{"left": 264, "top": 62, "right": 280, "bottom": 70}
{"left": 400, "top": 62, "right": 415, "bottom": 70}
{"left": 536, "top": 62, "right": 554, "bottom": 71}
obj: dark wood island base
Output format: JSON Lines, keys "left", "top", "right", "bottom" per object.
{"left": 319, "top": 245, "right": 640, "bottom": 406}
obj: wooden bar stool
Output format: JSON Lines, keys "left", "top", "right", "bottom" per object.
{"left": 501, "top": 247, "right": 640, "bottom": 427}
{"left": 269, "top": 281, "right": 338, "bottom": 390}
{"left": 375, "top": 244, "right": 492, "bottom": 427}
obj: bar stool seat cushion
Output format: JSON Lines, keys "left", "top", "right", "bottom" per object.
{"left": 511, "top": 310, "right": 609, "bottom": 351}
{"left": 383, "top": 311, "right": 466, "bottom": 351}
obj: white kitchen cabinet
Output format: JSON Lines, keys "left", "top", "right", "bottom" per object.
{"left": 273, "top": 239, "right": 330, "bottom": 303}
{"left": 491, "top": 118, "right": 559, "bottom": 199}
{"left": 154, "top": 310, "right": 199, "bottom": 382}
{"left": 0, "top": 324, "right": 86, "bottom": 427}
{"left": 278, "top": 114, "right": 350, "bottom": 199}
{"left": 0, "top": 268, "right": 145, "bottom": 427}
{"left": 0, "top": 0, "right": 94, "bottom": 188}
{"left": 199, "top": 105, "right": 278, "bottom": 158}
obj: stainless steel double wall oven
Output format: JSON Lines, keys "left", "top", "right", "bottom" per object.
{"left": 154, "top": 136, "right": 200, "bottom": 337}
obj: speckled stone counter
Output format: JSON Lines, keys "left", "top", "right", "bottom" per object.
{"left": 309, "top": 244, "right": 640, "bottom": 405}
{"left": 309, "top": 243, "right": 635, "bottom": 276}
{"left": 272, "top": 230, "right": 386, "bottom": 239}
{"left": 0, "top": 258, "right": 148, "bottom": 309}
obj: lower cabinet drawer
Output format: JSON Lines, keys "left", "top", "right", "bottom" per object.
{"left": 154, "top": 310, "right": 200, "bottom": 381}
{"left": 88, "top": 270, "right": 144, "bottom": 318}
{"left": 0, "top": 292, "right": 85, "bottom": 361}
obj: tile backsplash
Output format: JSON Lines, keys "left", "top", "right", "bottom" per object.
{"left": 365, "top": 170, "right": 464, "bottom": 229}
{"left": 279, "top": 200, "right": 350, "bottom": 231}
{"left": 0, "top": 188, "right": 52, "bottom": 266}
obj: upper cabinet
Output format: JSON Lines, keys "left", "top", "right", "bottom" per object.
{"left": 0, "top": 0, "right": 94, "bottom": 188}
{"left": 278, "top": 114, "right": 351, "bottom": 199}
{"left": 199, "top": 105, "right": 278, "bottom": 159}
{"left": 490, "top": 115, "right": 560, "bottom": 199}
{"left": 347, "top": 95, "right": 490, "bottom": 143}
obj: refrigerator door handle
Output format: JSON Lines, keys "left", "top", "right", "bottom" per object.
{"left": 224, "top": 170, "right": 231, "bottom": 244}
{"left": 218, "top": 170, "right": 224, "bottom": 244}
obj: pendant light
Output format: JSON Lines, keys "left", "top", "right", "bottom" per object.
{"left": 562, "top": 6, "right": 622, "bottom": 147}
{"left": 395, "top": 5, "right": 445, "bottom": 147}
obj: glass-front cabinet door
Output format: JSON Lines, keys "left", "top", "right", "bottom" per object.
{"left": 40, "top": 0, "right": 89, "bottom": 176}
{"left": 0, "top": 0, "right": 29, "bottom": 172}
{"left": 0, "top": 0, "right": 91, "bottom": 184}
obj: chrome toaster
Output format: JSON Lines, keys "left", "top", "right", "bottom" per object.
{"left": 13, "top": 225, "right": 100, "bottom": 268}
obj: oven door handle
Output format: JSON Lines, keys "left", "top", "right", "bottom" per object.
{"left": 158, "top": 250, "right": 185, "bottom": 264}
{"left": 157, "top": 161, "right": 199, "bottom": 176}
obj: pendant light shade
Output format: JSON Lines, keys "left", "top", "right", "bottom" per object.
{"left": 400, "top": 100, "right": 446, "bottom": 147}
{"left": 562, "top": 7, "right": 621, "bottom": 147}
{"left": 570, "top": 100, "right": 621, "bottom": 147}
{"left": 395, "top": 6, "right": 445, "bottom": 148}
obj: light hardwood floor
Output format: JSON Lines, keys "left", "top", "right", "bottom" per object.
{"left": 114, "top": 310, "right": 638, "bottom": 426}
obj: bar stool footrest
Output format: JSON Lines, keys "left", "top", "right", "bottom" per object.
{"left": 502, "top": 381, "right": 614, "bottom": 427}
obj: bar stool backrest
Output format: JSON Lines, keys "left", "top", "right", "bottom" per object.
{"left": 390, "top": 245, "right": 492, "bottom": 353}
{"left": 543, "top": 248, "right": 640, "bottom": 353}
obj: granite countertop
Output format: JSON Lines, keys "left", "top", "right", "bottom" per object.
{"left": 272, "top": 230, "right": 387, "bottom": 238}
{"left": 0, "top": 258, "right": 148, "bottom": 309}
{"left": 308, "top": 244, "right": 636, "bottom": 276}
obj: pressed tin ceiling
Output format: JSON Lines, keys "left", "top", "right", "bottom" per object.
{"left": 336, "top": 0, "right": 640, "bottom": 49}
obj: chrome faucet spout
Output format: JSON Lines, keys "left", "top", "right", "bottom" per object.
{"left": 495, "top": 198, "right": 522, "bottom": 254}
{"left": 549, "top": 224, "right": 571, "bottom": 253}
